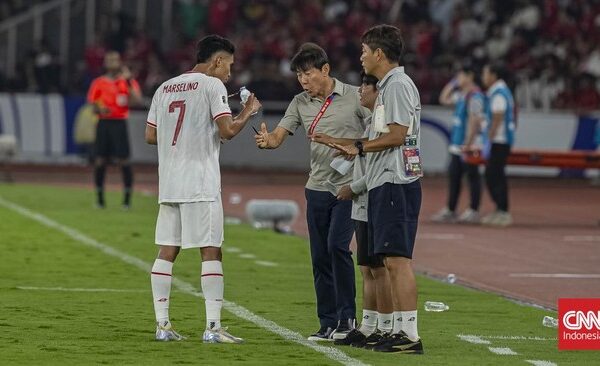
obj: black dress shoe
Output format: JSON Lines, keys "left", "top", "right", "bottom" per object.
{"left": 307, "top": 326, "right": 335, "bottom": 341}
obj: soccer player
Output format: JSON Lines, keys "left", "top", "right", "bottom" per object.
{"left": 254, "top": 43, "right": 369, "bottom": 341}
{"left": 481, "top": 62, "right": 516, "bottom": 227}
{"left": 432, "top": 66, "right": 485, "bottom": 224}
{"left": 328, "top": 24, "right": 425, "bottom": 354}
{"left": 145, "top": 35, "right": 261, "bottom": 343}
{"left": 312, "top": 72, "right": 395, "bottom": 348}
{"left": 87, "top": 51, "right": 142, "bottom": 209}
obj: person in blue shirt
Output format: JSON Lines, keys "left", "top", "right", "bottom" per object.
{"left": 481, "top": 62, "right": 516, "bottom": 227}
{"left": 432, "top": 66, "right": 485, "bottom": 224}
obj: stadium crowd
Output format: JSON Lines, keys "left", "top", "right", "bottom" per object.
{"left": 2, "top": 0, "right": 600, "bottom": 110}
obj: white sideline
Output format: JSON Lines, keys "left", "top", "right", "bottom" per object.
{"left": 526, "top": 361, "right": 557, "bottom": 366}
{"left": 457, "top": 335, "right": 491, "bottom": 344}
{"left": 457, "top": 334, "right": 557, "bottom": 341}
{"left": 0, "top": 197, "right": 367, "bottom": 366}
{"left": 488, "top": 347, "right": 518, "bottom": 355}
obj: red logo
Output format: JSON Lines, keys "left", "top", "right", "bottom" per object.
{"left": 558, "top": 298, "right": 600, "bottom": 350}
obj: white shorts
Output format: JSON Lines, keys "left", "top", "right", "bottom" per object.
{"left": 155, "top": 196, "right": 223, "bottom": 249}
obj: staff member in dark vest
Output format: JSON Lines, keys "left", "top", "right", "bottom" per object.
{"left": 87, "top": 51, "right": 142, "bottom": 209}
{"left": 255, "top": 43, "right": 370, "bottom": 341}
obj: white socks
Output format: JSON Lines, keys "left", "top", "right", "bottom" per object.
{"left": 393, "top": 310, "right": 419, "bottom": 341}
{"left": 151, "top": 259, "right": 173, "bottom": 323}
{"left": 201, "top": 260, "right": 224, "bottom": 330}
{"left": 358, "top": 309, "right": 378, "bottom": 336}
{"left": 378, "top": 312, "right": 393, "bottom": 333}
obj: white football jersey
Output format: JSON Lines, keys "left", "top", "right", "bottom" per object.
{"left": 146, "top": 71, "right": 231, "bottom": 203}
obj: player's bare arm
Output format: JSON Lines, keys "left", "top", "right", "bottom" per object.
{"left": 488, "top": 112, "right": 504, "bottom": 141}
{"left": 215, "top": 93, "right": 261, "bottom": 140}
{"left": 255, "top": 124, "right": 289, "bottom": 149}
{"left": 330, "top": 124, "right": 408, "bottom": 156}
{"left": 145, "top": 124, "right": 157, "bottom": 145}
{"left": 309, "top": 132, "right": 366, "bottom": 147}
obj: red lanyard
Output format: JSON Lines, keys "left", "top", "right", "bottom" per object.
{"left": 308, "top": 94, "right": 335, "bottom": 135}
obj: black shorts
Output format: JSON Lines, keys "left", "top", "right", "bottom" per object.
{"left": 354, "top": 220, "right": 384, "bottom": 268}
{"left": 95, "top": 119, "right": 130, "bottom": 159}
{"left": 367, "top": 181, "right": 422, "bottom": 258}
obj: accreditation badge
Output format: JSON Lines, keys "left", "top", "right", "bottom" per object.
{"left": 402, "top": 134, "right": 423, "bottom": 177}
{"left": 116, "top": 94, "right": 128, "bottom": 107}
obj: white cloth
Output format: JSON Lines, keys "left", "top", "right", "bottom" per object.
{"left": 147, "top": 72, "right": 231, "bottom": 203}
{"left": 155, "top": 196, "right": 224, "bottom": 248}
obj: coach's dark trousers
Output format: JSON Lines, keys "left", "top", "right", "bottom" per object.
{"left": 305, "top": 189, "right": 356, "bottom": 329}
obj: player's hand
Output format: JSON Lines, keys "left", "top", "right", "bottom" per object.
{"left": 337, "top": 185, "right": 353, "bottom": 200}
{"left": 330, "top": 143, "right": 359, "bottom": 157}
{"left": 244, "top": 93, "right": 262, "bottom": 115}
{"left": 308, "top": 133, "right": 333, "bottom": 145}
{"left": 255, "top": 122, "right": 269, "bottom": 149}
{"left": 121, "top": 66, "right": 133, "bottom": 80}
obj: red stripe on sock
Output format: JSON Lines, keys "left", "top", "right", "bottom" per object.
{"left": 151, "top": 271, "right": 172, "bottom": 277}
{"left": 201, "top": 273, "right": 223, "bottom": 277}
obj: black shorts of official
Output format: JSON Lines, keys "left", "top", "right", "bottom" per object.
{"left": 95, "top": 119, "right": 130, "bottom": 159}
{"left": 354, "top": 220, "right": 384, "bottom": 268}
{"left": 367, "top": 181, "right": 422, "bottom": 259}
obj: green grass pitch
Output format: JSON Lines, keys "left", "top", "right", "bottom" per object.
{"left": 0, "top": 184, "right": 593, "bottom": 365}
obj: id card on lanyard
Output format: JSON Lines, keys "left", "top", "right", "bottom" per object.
{"left": 308, "top": 94, "right": 335, "bottom": 135}
{"left": 402, "top": 119, "right": 423, "bottom": 177}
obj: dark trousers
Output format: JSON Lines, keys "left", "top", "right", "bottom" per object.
{"left": 448, "top": 154, "right": 481, "bottom": 212}
{"left": 305, "top": 188, "right": 356, "bottom": 328}
{"left": 485, "top": 143, "right": 511, "bottom": 212}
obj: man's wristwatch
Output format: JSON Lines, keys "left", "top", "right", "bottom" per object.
{"left": 354, "top": 140, "right": 365, "bottom": 157}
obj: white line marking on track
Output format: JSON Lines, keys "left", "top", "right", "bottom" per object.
{"left": 563, "top": 235, "right": 600, "bottom": 242}
{"left": 419, "top": 233, "right": 464, "bottom": 240}
{"left": 526, "top": 360, "right": 557, "bottom": 366}
{"left": 457, "top": 334, "right": 557, "bottom": 341}
{"left": 0, "top": 197, "right": 367, "bottom": 366}
{"left": 16, "top": 286, "right": 147, "bottom": 293}
{"left": 457, "top": 335, "right": 491, "bottom": 344}
{"left": 255, "top": 260, "right": 278, "bottom": 267}
{"left": 488, "top": 347, "right": 518, "bottom": 355}
{"left": 510, "top": 273, "right": 600, "bottom": 279}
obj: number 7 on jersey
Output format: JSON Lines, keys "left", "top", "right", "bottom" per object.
{"left": 169, "top": 100, "right": 186, "bottom": 146}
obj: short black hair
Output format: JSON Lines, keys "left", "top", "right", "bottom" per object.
{"left": 361, "top": 25, "right": 404, "bottom": 63}
{"left": 196, "top": 35, "right": 235, "bottom": 63}
{"left": 360, "top": 71, "right": 378, "bottom": 89}
{"left": 290, "top": 43, "right": 329, "bottom": 73}
{"left": 485, "top": 61, "right": 507, "bottom": 81}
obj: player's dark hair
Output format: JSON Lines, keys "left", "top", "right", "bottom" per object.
{"left": 485, "top": 61, "right": 508, "bottom": 81}
{"left": 196, "top": 35, "right": 235, "bottom": 63}
{"left": 360, "top": 71, "right": 378, "bottom": 90}
{"left": 290, "top": 43, "right": 329, "bottom": 73}
{"left": 361, "top": 24, "right": 404, "bottom": 63}
{"left": 461, "top": 64, "right": 481, "bottom": 86}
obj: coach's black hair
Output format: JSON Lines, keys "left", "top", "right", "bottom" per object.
{"left": 360, "top": 71, "right": 379, "bottom": 89}
{"left": 361, "top": 24, "right": 404, "bottom": 63}
{"left": 290, "top": 43, "right": 329, "bottom": 72}
{"left": 485, "top": 61, "right": 508, "bottom": 81}
{"left": 461, "top": 64, "right": 481, "bottom": 86}
{"left": 196, "top": 35, "right": 235, "bottom": 63}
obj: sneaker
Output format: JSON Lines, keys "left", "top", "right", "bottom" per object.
{"left": 334, "top": 329, "right": 366, "bottom": 346}
{"left": 351, "top": 330, "right": 384, "bottom": 349}
{"left": 155, "top": 321, "right": 186, "bottom": 341}
{"left": 363, "top": 332, "right": 392, "bottom": 350}
{"left": 331, "top": 319, "right": 356, "bottom": 340}
{"left": 307, "top": 326, "right": 335, "bottom": 341}
{"left": 490, "top": 211, "right": 512, "bottom": 227}
{"left": 431, "top": 208, "right": 457, "bottom": 223}
{"left": 372, "top": 331, "right": 424, "bottom": 354}
{"left": 481, "top": 211, "right": 499, "bottom": 225}
{"left": 457, "top": 209, "right": 480, "bottom": 224}
{"left": 202, "top": 327, "right": 244, "bottom": 344}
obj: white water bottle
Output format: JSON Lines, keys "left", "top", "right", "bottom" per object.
{"left": 542, "top": 316, "right": 558, "bottom": 328}
{"left": 239, "top": 86, "right": 257, "bottom": 115}
{"left": 424, "top": 301, "right": 449, "bottom": 312}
